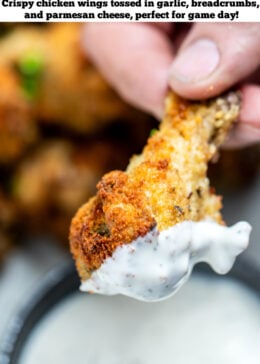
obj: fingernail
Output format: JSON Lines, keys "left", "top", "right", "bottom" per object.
{"left": 170, "top": 39, "right": 220, "bottom": 83}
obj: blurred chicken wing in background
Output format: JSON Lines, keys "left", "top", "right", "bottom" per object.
{"left": 0, "top": 22, "right": 157, "bottom": 260}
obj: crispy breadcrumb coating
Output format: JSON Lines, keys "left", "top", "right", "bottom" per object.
{"left": 70, "top": 92, "right": 240, "bottom": 280}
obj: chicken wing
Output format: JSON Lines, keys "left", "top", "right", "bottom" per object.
{"left": 70, "top": 92, "right": 251, "bottom": 299}
{"left": 11, "top": 138, "right": 135, "bottom": 242}
{"left": 0, "top": 23, "right": 146, "bottom": 134}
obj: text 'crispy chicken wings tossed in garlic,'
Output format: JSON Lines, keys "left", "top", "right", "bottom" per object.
{"left": 70, "top": 92, "right": 251, "bottom": 302}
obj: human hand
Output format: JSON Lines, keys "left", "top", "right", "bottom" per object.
{"left": 82, "top": 23, "right": 260, "bottom": 147}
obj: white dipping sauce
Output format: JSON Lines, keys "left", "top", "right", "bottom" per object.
{"left": 81, "top": 220, "right": 251, "bottom": 301}
{"left": 20, "top": 273, "right": 260, "bottom": 364}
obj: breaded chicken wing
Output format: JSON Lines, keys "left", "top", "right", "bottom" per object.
{"left": 0, "top": 23, "right": 146, "bottom": 134}
{"left": 70, "top": 92, "right": 244, "bottom": 284}
{"left": 12, "top": 138, "right": 134, "bottom": 242}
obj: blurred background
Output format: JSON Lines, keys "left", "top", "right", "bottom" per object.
{"left": 0, "top": 22, "right": 259, "bottom": 344}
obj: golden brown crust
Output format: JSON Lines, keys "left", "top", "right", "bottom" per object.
{"left": 70, "top": 92, "right": 240, "bottom": 280}
{"left": 70, "top": 173, "right": 155, "bottom": 275}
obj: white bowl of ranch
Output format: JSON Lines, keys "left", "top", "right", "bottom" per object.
{"left": 2, "top": 260, "right": 260, "bottom": 364}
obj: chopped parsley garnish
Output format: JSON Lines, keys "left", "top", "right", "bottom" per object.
{"left": 149, "top": 128, "right": 158, "bottom": 137}
{"left": 17, "top": 52, "right": 44, "bottom": 100}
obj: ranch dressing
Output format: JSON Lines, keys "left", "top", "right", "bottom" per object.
{"left": 80, "top": 220, "right": 251, "bottom": 301}
{"left": 20, "top": 273, "right": 260, "bottom": 364}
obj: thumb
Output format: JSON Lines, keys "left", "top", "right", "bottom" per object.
{"left": 169, "top": 23, "right": 260, "bottom": 99}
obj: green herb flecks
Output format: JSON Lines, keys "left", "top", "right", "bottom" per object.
{"left": 149, "top": 128, "right": 158, "bottom": 137}
{"left": 17, "top": 52, "right": 44, "bottom": 100}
